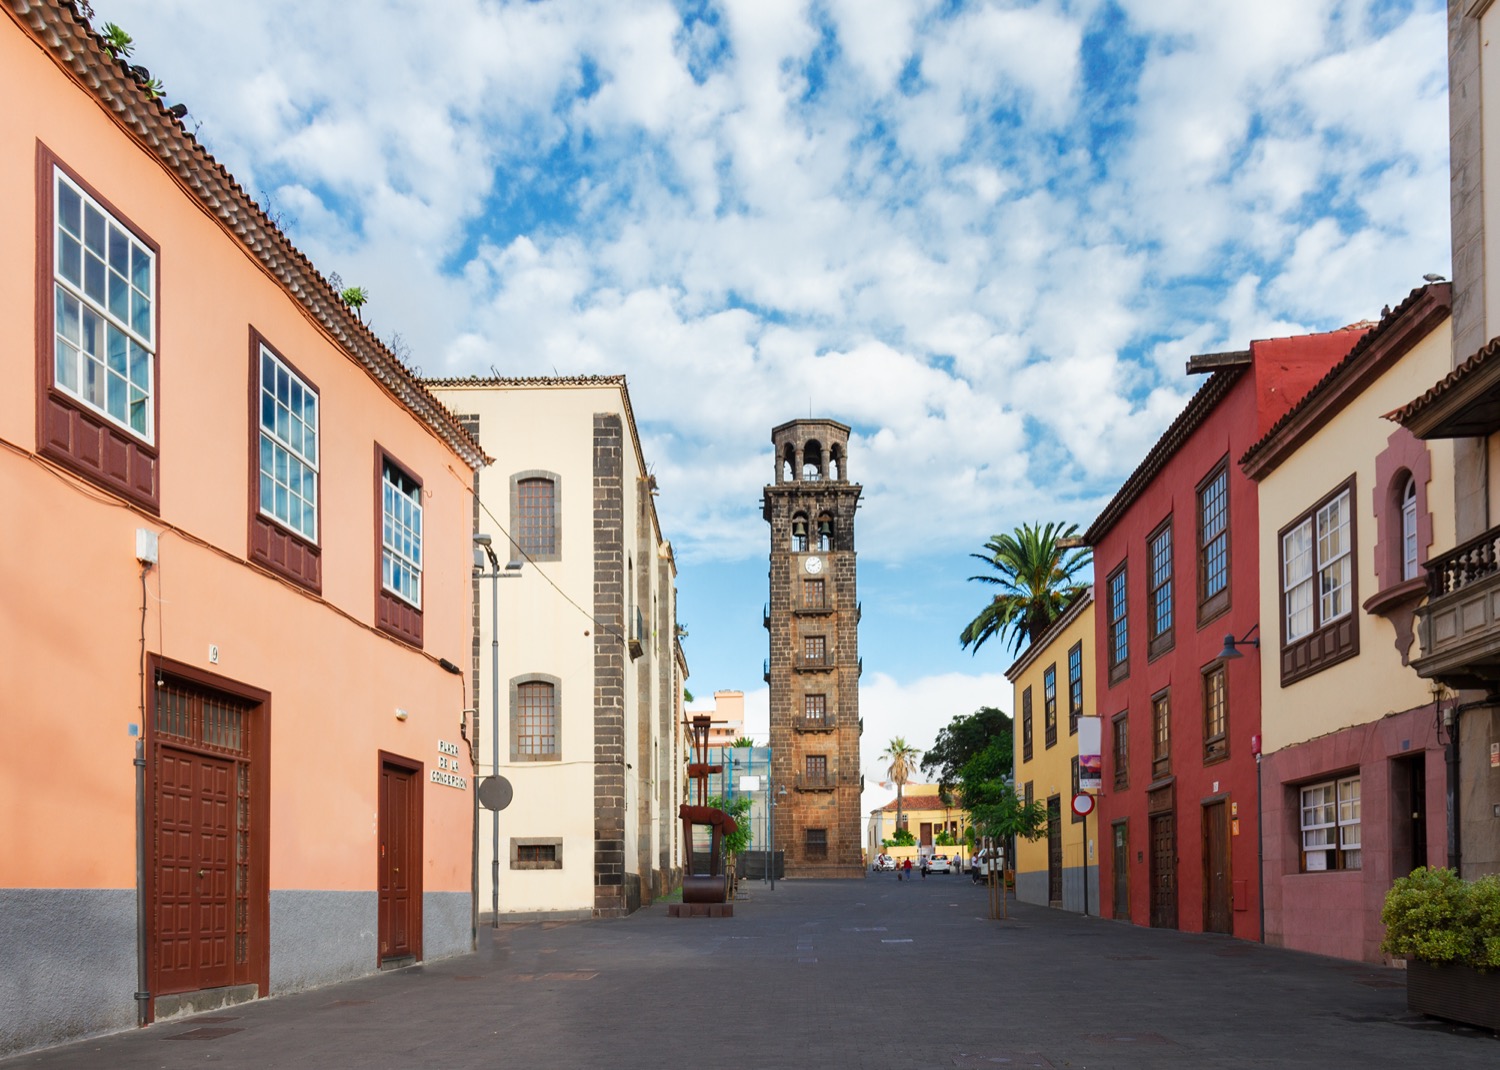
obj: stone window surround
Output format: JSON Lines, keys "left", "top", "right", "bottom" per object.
{"left": 509, "top": 672, "right": 562, "bottom": 762}
{"left": 510, "top": 837, "right": 563, "bottom": 870}
{"left": 509, "top": 469, "right": 562, "bottom": 563}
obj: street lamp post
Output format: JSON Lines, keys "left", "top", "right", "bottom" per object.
{"left": 473, "top": 534, "right": 521, "bottom": 929}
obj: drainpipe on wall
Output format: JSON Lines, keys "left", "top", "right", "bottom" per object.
{"left": 134, "top": 737, "right": 149, "bottom": 1026}
{"left": 1445, "top": 704, "right": 1463, "bottom": 874}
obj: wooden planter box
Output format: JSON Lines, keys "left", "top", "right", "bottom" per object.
{"left": 1407, "top": 960, "right": 1500, "bottom": 1031}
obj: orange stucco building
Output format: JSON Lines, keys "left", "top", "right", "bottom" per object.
{"left": 0, "top": 3, "right": 484, "bottom": 1054}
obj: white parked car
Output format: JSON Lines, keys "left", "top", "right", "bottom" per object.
{"left": 926, "top": 854, "right": 952, "bottom": 874}
{"left": 872, "top": 854, "right": 896, "bottom": 871}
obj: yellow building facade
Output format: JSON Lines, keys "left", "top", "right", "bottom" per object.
{"left": 1007, "top": 591, "right": 1098, "bottom": 912}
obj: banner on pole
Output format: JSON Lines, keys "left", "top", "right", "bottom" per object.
{"left": 1078, "top": 715, "right": 1102, "bottom": 793}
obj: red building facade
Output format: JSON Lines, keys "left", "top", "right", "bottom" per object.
{"left": 1085, "top": 329, "right": 1364, "bottom": 938}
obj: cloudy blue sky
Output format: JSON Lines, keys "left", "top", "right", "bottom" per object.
{"left": 96, "top": 0, "right": 1450, "bottom": 810}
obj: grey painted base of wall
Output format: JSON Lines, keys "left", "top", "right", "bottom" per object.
{"left": 422, "top": 892, "right": 471, "bottom": 961}
{"left": 1015, "top": 865, "right": 1100, "bottom": 915}
{"left": 0, "top": 888, "right": 138, "bottom": 1059}
{"left": 271, "top": 890, "right": 472, "bottom": 993}
{"left": 269, "top": 890, "right": 377, "bottom": 993}
{"left": 2, "top": 889, "right": 472, "bottom": 1058}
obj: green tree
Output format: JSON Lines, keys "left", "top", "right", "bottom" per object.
{"left": 882, "top": 737, "right": 921, "bottom": 836}
{"left": 960, "top": 522, "right": 1091, "bottom": 656}
{"left": 922, "top": 706, "right": 1012, "bottom": 792}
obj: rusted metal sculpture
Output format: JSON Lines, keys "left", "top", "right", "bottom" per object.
{"left": 670, "top": 715, "right": 738, "bottom": 918}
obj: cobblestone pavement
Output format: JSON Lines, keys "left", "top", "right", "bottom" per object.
{"left": 5, "top": 874, "right": 1497, "bottom": 1069}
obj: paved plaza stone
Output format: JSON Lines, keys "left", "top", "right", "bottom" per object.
{"left": 4, "top": 875, "right": 1497, "bottom": 1069}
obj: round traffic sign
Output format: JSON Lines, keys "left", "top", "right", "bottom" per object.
{"left": 478, "top": 775, "right": 514, "bottom": 812}
{"left": 1071, "top": 792, "right": 1096, "bottom": 817}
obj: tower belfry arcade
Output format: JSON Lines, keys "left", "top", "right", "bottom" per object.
{"left": 763, "top": 419, "right": 864, "bottom": 877}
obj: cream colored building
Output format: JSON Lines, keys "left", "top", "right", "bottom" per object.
{"left": 1007, "top": 591, "right": 1098, "bottom": 913}
{"left": 1241, "top": 286, "right": 1453, "bottom": 961}
{"left": 428, "top": 375, "right": 685, "bottom": 918}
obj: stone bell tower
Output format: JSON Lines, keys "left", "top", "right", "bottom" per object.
{"left": 763, "top": 419, "right": 863, "bottom": 878}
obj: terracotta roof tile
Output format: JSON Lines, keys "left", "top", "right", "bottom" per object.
{"left": 10, "top": 0, "right": 485, "bottom": 469}
{"left": 1386, "top": 328, "right": 1498, "bottom": 426}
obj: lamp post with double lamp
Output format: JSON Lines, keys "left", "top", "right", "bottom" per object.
{"left": 473, "top": 534, "right": 523, "bottom": 928}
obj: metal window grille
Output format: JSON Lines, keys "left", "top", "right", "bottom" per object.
{"left": 516, "top": 681, "right": 557, "bottom": 757}
{"left": 517, "top": 478, "right": 556, "bottom": 556}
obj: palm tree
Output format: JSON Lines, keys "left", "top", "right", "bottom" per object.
{"left": 961, "top": 521, "right": 1091, "bottom": 656}
{"left": 882, "top": 737, "right": 922, "bottom": 837}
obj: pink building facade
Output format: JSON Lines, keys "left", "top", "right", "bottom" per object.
{"left": 1, "top": 3, "right": 484, "bottom": 1053}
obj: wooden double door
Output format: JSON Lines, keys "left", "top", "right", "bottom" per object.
{"left": 150, "top": 666, "right": 267, "bottom": 1006}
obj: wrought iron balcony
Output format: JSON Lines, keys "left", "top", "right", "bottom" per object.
{"left": 794, "top": 714, "right": 837, "bottom": 733}
{"left": 1414, "top": 523, "right": 1500, "bottom": 688}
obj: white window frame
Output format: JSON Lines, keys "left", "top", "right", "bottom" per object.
{"left": 258, "top": 345, "right": 319, "bottom": 542}
{"left": 1300, "top": 775, "right": 1360, "bottom": 872}
{"left": 1401, "top": 477, "right": 1418, "bottom": 581}
{"left": 52, "top": 169, "right": 155, "bottom": 441}
{"left": 382, "top": 462, "right": 423, "bottom": 609}
{"left": 1283, "top": 487, "right": 1352, "bottom": 642}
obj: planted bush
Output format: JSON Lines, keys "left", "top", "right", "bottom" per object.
{"left": 1381, "top": 867, "right": 1500, "bottom": 969}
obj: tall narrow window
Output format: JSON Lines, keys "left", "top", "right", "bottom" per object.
{"left": 516, "top": 476, "right": 557, "bottom": 558}
{"left": 804, "top": 693, "right": 827, "bottom": 725}
{"left": 259, "top": 345, "right": 319, "bottom": 542}
{"left": 1022, "top": 686, "right": 1034, "bottom": 763}
{"left": 1107, "top": 564, "right": 1129, "bottom": 682}
{"left": 1112, "top": 713, "right": 1129, "bottom": 791}
{"left": 803, "top": 579, "right": 826, "bottom": 608}
{"left": 1198, "top": 462, "right": 1230, "bottom": 620}
{"left": 803, "top": 635, "right": 826, "bottom": 666}
{"left": 53, "top": 169, "right": 156, "bottom": 440}
{"left": 514, "top": 680, "right": 558, "bottom": 759}
{"left": 805, "top": 828, "right": 828, "bottom": 858}
{"left": 381, "top": 461, "right": 422, "bottom": 609}
{"left": 1067, "top": 641, "right": 1084, "bottom": 735}
{"left": 1401, "top": 477, "right": 1418, "bottom": 581}
{"left": 1151, "top": 689, "right": 1171, "bottom": 779}
{"left": 1043, "top": 665, "right": 1058, "bottom": 748}
{"left": 1202, "top": 664, "right": 1227, "bottom": 762}
{"left": 1148, "top": 520, "right": 1174, "bottom": 657}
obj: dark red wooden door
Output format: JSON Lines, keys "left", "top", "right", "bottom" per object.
{"left": 1203, "top": 802, "right": 1231, "bottom": 934}
{"left": 379, "top": 762, "right": 418, "bottom": 960}
{"left": 1149, "top": 812, "right": 1177, "bottom": 929}
{"left": 156, "top": 747, "right": 234, "bottom": 994}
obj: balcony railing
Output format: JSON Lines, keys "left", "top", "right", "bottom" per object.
{"left": 795, "top": 714, "right": 837, "bottom": 733}
{"left": 763, "top": 657, "right": 770, "bottom": 684}
{"left": 1426, "top": 526, "right": 1500, "bottom": 597}
{"left": 792, "top": 769, "right": 860, "bottom": 791}
{"left": 1415, "top": 523, "right": 1500, "bottom": 688}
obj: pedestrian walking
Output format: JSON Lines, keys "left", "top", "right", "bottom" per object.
{"left": 901, "top": 858, "right": 912, "bottom": 880}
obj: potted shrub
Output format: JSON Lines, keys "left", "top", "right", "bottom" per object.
{"left": 1380, "top": 867, "right": 1500, "bottom": 1031}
